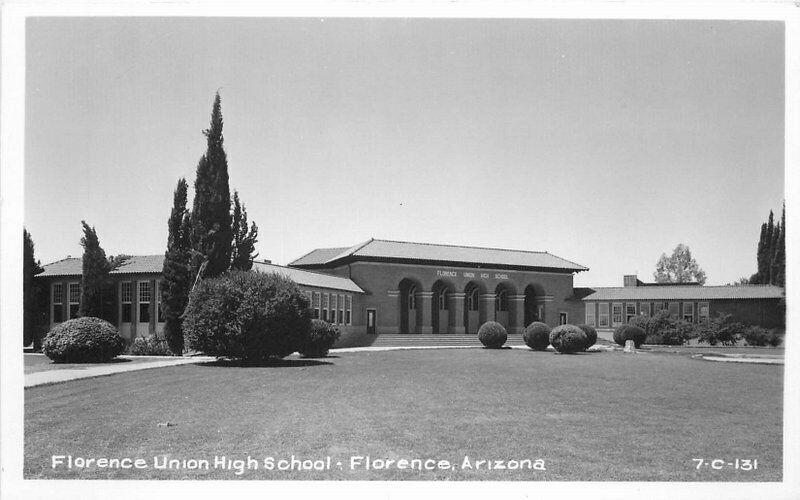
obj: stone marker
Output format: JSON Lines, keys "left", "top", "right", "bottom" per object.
{"left": 623, "top": 339, "right": 636, "bottom": 353}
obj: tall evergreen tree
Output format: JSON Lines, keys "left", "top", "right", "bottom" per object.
{"left": 755, "top": 218, "right": 770, "bottom": 284}
{"left": 771, "top": 202, "right": 785, "bottom": 286}
{"left": 230, "top": 190, "right": 259, "bottom": 271}
{"left": 161, "top": 178, "right": 193, "bottom": 354}
{"left": 79, "top": 221, "right": 127, "bottom": 322}
{"left": 190, "top": 92, "right": 233, "bottom": 285}
{"left": 23, "top": 229, "right": 45, "bottom": 349}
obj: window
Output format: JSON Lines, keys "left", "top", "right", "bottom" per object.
{"left": 467, "top": 287, "right": 479, "bottom": 312}
{"left": 68, "top": 282, "right": 80, "bottom": 319}
{"left": 495, "top": 289, "right": 508, "bottom": 312}
{"left": 322, "top": 293, "right": 329, "bottom": 322}
{"left": 120, "top": 282, "right": 132, "bottom": 323}
{"left": 585, "top": 302, "right": 596, "bottom": 326}
{"left": 698, "top": 302, "right": 709, "bottom": 323}
{"left": 639, "top": 302, "right": 651, "bottom": 317}
{"left": 438, "top": 288, "right": 449, "bottom": 311}
{"left": 338, "top": 294, "right": 344, "bottom": 326}
{"left": 139, "top": 281, "right": 151, "bottom": 323}
{"left": 157, "top": 281, "right": 165, "bottom": 323}
{"left": 598, "top": 303, "right": 609, "bottom": 328}
{"left": 345, "top": 295, "right": 352, "bottom": 325}
{"left": 559, "top": 312, "right": 568, "bottom": 325}
{"left": 653, "top": 302, "right": 664, "bottom": 313}
{"left": 407, "top": 285, "right": 417, "bottom": 310}
{"left": 612, "top": 303, "right": 623, "bottom": 326}
{"left": 668, "top": 302, "right": 679, "bottom": 317}
{"left": 312, "top": 292, "right": 321, "bottom": 319}
{"left": 625, "top": 303, "right": 636, "bottom": 323}
{"left": 331, "top": 294, "right": 337, "bottom": 324}
{"left": 683, "top": 302, "right": 694, "bottom": 323}
{"left": 52, "top": 283, "right": 64, "bottom": 323}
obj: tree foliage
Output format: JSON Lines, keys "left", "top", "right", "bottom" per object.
{"left": 190, "top": 92, "right": 233, "bottom": 284}
{"left": 653, "top": 244, "right": 707, "bottom": 285}
{"left": 161, "top": 178, "right": 193, "bottom": 355}
{"left": 78, "top": 221, "right": 128, "bottom": 322}
{"left": 23, "top": 228, "right": 46, "bottom": 349}
{"left": 752, "top": 202, "right": 785, "bottom": 286}
{"left": 230, "top": 190, "right": 259, "bottom": 271}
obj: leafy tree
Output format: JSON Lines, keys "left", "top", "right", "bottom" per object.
{"left": 23, "top": 229, "right": 45, "bottom": 349}
{"left": 78, "top": 221, "right": 128, "bottom": 322}
{"left": 230, "top": 190, "right": 259, "bottom": 271}
{"left": 190, "top": 92, "right": 233, "bottom": 285}
{"left": 653, "top": 244, "right": 707, "bottom": 285}
{"left": 727, "top": 276, "right": 751, "bottom": 286}
{"left": 161, "top": 178, "right": 192, "bottom": 355}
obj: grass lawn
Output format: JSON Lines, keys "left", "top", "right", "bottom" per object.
{"left": 24, "top": 348, "right": 782, "bottom": 481}
{"left": 23, "top": 353, "right": 172, "bottom": 374}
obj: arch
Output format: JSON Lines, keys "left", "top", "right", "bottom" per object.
{"left": 431, "top": 279, "right": 454, "bottom": 334}
{"left": 524, "top": 283, "right": 546, "bottom": 328}
{"left": 463, "top": 281, "right": 485, "bottom": 335}
{"left": 399, "top": 278, "right": 422, "bottom": 334}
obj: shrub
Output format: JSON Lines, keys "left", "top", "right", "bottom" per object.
{"left": 128, "top": 334, "right": 173, "bottom": 356}
{"left": 183, "top": 270, "right": 311, "bottom": 362}
{"left": 42, "top": 317, "right": 126, "bottom": 363}
{"left": 577, "top": 324, "right": 597, "bottom": 350}
{"left": 613, "top": 324, "right": 646, "bottom": 348}
{"left": 696, "top": 313, "right": 745, "bottom": 346}
{"left": 478, "top": 321, "right": 507, "bottom": 349}
{"left": 523, "top": 322, "right": 551, "bottom": 351}
{"left": 658, "top": 319, "right": 696, "bottom": 345}
{"left": 300, "top": 319, "right": 341, "bottom": 358}
{"left": 627, "top": 315, "right": 649, "bottom": 331}
{"left": 549, "top": 324, "right": 587, "bottom": 354}
{"left": 743, "top": 325, "right": 783, "bottom": 347}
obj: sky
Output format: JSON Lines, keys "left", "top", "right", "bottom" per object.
{"left": 24, "top": 17, "right": 785, "bottom": 287}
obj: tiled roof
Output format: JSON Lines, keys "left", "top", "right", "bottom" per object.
{"left": 583, "top": 285, "right": 784, "bottom": 301}
{"left": 37, "top": 255, "right": 165, "bottom": 277}
{"left": 289, "top": 238, "right": 588, "bottom": 272}
{"left": 251, "top": 261, "right": 364, "bottom": 293}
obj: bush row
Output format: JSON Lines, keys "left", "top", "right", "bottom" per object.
{"left": 616, "top": 310, "right": 783, "bottom": 347}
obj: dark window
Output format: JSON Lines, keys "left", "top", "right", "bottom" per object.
{"left": 121, "top": 282, "right": 133, "bottom": 323}
{"left": 496, "top": 289, "right": 508, "bottom": 312}
{"left": 52, "top": 284, "right": 64, "bottom": 323}
{"left": 122, "top": 304, "right": 132, "bottom": 323}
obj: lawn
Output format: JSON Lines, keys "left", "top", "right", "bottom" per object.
{"left": 24, "top": 348, "right": 783, "bottom": 481}
{"left": 23, "top": 353, "right": 170, "bottom": 374}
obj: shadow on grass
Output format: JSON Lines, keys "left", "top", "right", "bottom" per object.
{"left": 198, "top": 358, "right": 333, "bottom": 368}
{"left": 50, "top": 357, "right": 133, "bottom": 365}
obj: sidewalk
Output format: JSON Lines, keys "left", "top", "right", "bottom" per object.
{"left": 25, "top": 355, "right": 216, "bottom": 388}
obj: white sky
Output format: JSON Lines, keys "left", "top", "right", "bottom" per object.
{"left": 24, "top": 17, "right": 785, "bottom": 286}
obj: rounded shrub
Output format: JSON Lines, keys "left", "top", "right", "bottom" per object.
{"left": 523, "top": 321, "right": 551, "bottom": 351}
{"left": 300, "top": 319, "right": 341, "bottom": 358}
{"left": 549, "top": 324, "right": 587, "bottom": 354}
{"left": 577, "top": 324, "right": 597, "bottom": 350}
{"left": 613, "top": 324, "right": 646, "bottom": 348}
{"left": 42, "top": 317, "right": 126, "bottom": 363}
{"left": 478, "top": 321, "right": 507, "bottom": 349}
{"left": 627, "top": 315, "right": 649, "bottom": 331}
{"left": 183, "top": 270, "right": 311, "bottom": 362}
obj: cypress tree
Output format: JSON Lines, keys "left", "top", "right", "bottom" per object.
{"left": 772, "top": 202, "right": 785, "bottom": 286}
{"left": 78, "top": 221, "right": 126, "bottom": 322}
{"left": 161, "top": 178, "right": 192, "bottom": 354}
{"left": 190, "top": 92, "right": 233, "bottom": 284}
{"left": 23, "top": 229, "right": 45, "bottom": 349}
{"left": 230, "top": 190, "right": 259, "bottom": 271}
{"left": 755, "top": 221, "right": 768, "bottom": 284}
{"left": 765, "top": 210, "right": 776, "bottom": 284}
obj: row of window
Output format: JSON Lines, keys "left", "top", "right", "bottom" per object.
{"left": 51, "top": 281, "right": 164, "bottom": 324}
{"left": 584, "top": 301, "right": 710, "bottom": 328}
{"left": 406, "top": 286, "right": 510, "bottom": 313}
{"left": 307, "top": 291, "right": 353, "bottom": 326}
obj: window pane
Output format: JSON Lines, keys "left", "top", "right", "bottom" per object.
{"left": 53, "top": 304, "right": 63, "bottom": 323}
{"left": 140, "top": 303, "right": 150, "bottom": 323}
{"left": 122, "top": 304, "right": 132, "bottom": 323}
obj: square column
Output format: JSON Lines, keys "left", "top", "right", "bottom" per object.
{"left": 417, "top": 291, "right": 434, "bottom": 334}
{"left": 510, "top": 294, "right": 526, "bottom": 334}
{"left": 449, "top": 292, "right": 466, "bottom": 334}
{"left": 479, "top": 293, "right": 496, "bottom": 325}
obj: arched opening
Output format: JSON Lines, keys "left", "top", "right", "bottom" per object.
{"left": 464, "top": 282, "right": 483, "bottom": 334}
{"left": 431, "top": 280, "right": 453, "bottom": 334}
{"left": 524, "top": 284, "right": 545, "bottom": 328}
{"left": 494, "top": 283, "right": 510, "bottom": 330}
{"left": 399, "top": 278, "right": 421, "bottom": 334}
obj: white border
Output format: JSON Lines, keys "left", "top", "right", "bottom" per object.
{"left": 2, "top": 1, "right": 799, "bottom": 499}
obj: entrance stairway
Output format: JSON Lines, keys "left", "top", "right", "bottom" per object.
{"left": 363, "top": 334, "right": 528, "bottom": 348}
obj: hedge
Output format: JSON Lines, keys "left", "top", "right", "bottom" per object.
{"left": 478, "top": 321, "right": 507, "bottom": 349}
{"left": 42, "top": 317, "right": 126, "bottom": 363}
{"left": 549, "top": 324, "right": 587, "bottom": 354}
{"left": 577, "top": 324, "right": 597, "bottom": 350}
{"left": 523, "top": 322, "right": 551, "bottom": 351}
{"left": 300, "top": 319, "right": 341, "bottom": 358}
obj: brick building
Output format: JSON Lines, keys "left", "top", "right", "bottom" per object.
{"left": 35, "top": 238, "right": 785, "bottom": 348}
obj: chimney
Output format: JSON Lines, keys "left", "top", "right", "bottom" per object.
{"left": 623, "top": 275, "right": 639, "bottom": 287}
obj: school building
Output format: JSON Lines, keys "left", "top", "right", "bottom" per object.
{"left": 35, "top": 238, "right": 785, "bottom": 347}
